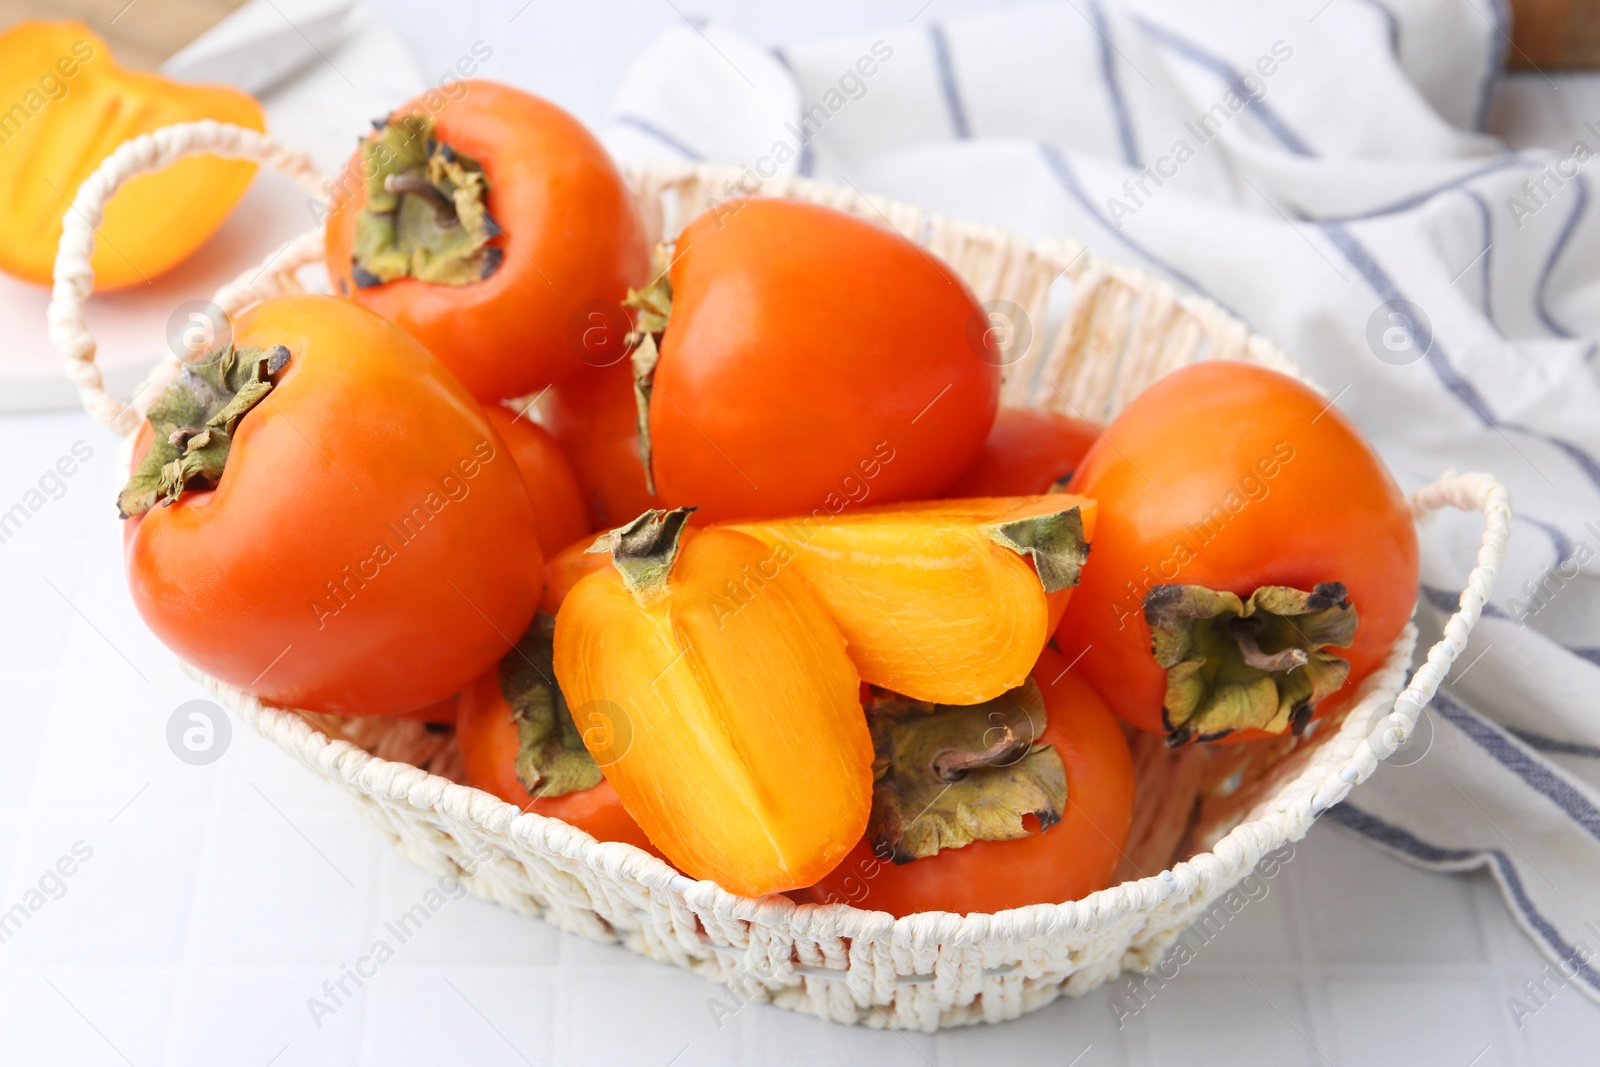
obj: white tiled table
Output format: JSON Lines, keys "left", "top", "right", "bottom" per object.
{"left": 4, "top": 1, "right": 1599, "bottom": 1062}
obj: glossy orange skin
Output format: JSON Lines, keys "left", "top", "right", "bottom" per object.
{"left": 544, "top": 362, "right": 664, "bottom": 530}
{"left": 540, "top": 536, "right": 602, "bottom": 616}
{"left": 481, "top": 403, "right": 590, "bottom": 557}
{"left": 325, "top": 80, "right": 650, "bottom": 400}
{"left": 809, "top": 647, "right": 1134, "bottom": 916}
{"left": 123, "top": 295, "right": 544, "bottom": 717}
{"left": 650, "top": 198, "right": 1000, "bottom": 522}
{"left": 945, "top": 407, "right": 1101, "bottom": 497}
{"left": 455, "top": 667, "right": 656, "bottom": 853}
{"left": 1053, "top": 362, "right": 1419, "bottom": 740}
{"left": 392, "top": 694, "right": 460, "bottom": 724}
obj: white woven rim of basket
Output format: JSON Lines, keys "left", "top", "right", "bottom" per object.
{"left": 48, "top": 121, "right": 1512, "bottom": 1031}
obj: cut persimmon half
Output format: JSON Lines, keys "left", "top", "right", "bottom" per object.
{"left": 552, "top": 508, "right": 872, "bottom": 896}
{"left": 725, "top": 495, "right": 1095, "bottom": 705}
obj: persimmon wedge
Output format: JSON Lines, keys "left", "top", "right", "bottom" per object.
{"left": 725, "top": 496, "right": 1095, "bottom": 705}
{"left": 552, "top": 509, "right": 872, "bottom": 897}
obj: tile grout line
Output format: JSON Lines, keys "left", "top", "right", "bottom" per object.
{"left": 1284, "top": 831, "right": 1342, "bottom": 1065}
{"left": 1470, "top": 872, "right": 1538, "bottom": 1067}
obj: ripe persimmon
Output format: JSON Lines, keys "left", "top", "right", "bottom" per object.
{"left": 627, "top": 198, "right": 1000, "bottom": 522}
{"left": 544, "top": 362, "right": 664, "bottom": 530}
{"left": 481, "top": 402, "right": 590, "bottom": 557}
{"left": 120, "top": 295, "right": 543, "bottom": 717}
{"left": 809, "top": 647, "right": 1134, "bottom": 916}
{"left": 1054, "top": 362, "right": 1419, "bottom": 743}
{"left": 325, "top": 81, "right": 650, "bottom": 399}
{"left": 945, "top": 407, "right": 1101, "bottom": 497}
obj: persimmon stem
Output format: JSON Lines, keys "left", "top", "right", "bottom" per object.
{"left": 1230, "top": 615, "right": 1311, "bottom": 672}
{"left": 931, "top": 722, "right": 1027, "bottom": 781}
{"left": 383, "top": 173, "right": 458, "bottom": 225}
{"left": 1145, "top": 582, "right": 1357, "bottom": 744}
{"left": 352, "top": 114, "right": 499, "bottom": 286}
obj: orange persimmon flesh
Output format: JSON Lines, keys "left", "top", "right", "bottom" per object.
{"left": 552, "top": 522, "right": 871, "bottom": 896}
{"left": 726, "top": 496, "right": 1096, "bottom": 705}
{"left": 0, "top": 21, "right": 264, "bottom": 289}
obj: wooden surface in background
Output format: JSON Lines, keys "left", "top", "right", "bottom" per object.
{"left": 0, "top": 0, "right": 247, "bottom": 69}
{"left": 4, "top": 0, "right": 1600, "bottom": 72}
{"left": 1510, "top": 0, "right": 1600, "bottom": 67}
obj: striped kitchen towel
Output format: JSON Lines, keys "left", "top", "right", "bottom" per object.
{"left": 600, "top": 0, "right": 1600, "bottom": 1005}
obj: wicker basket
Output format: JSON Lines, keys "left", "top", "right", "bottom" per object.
{"left": 48, "top": 122, "right": 1511, "bottom": 1032}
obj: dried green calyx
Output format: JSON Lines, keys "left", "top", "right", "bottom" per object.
{"left": 985, "top": 505, "right": 1090, "bottom": 593}
{"left": 587, "top": 507, "right": 697, "bottom": 602}
{"left": 117, "top": 344, "right": 290, "bottom": 518}
{"left": 622, "top": 257, "right": 674, "bottom": 496}
{"left": 866, "top": 679, "right": 1068, "bottom": 864}
{"left": 501, "top": 613, "right": 603, "bottom": 798}
{"left": 351, "top": 113, "right": 502, "bottom": 287}
{"left": 1146, "top": 582, "right": 1359, "bottom": 745}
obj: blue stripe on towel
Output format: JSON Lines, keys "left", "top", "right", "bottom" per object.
{"left": 1511, "top": 729, "right": 1600, "bottom": 761}
{"left": 1433, "top": 693, "right": 1600, "bottom": 844}
{"left": 768, "top": 48, "right": 816, "bottom": 177}
{"left": 1037, "top": 141, "right": 1237, "bottom": 317}
{"left": 1133, "top": 17, "right": 1313, "bottom": 157}
{"left": 1309, "top": 157, "right": 1528, "bottom": 224}
{"left": 1317, "top": 218, "right": 1600, "bottom": 492}
{"left": 1089, "top": 0, "right": 1141, "bottom": 168}
{"left": 1477, "top": 0, "right": 1512, "bottom": 132}
{"left": 1350, "top": 0, "right": 1400, "bottom": 55}
{"left": 1536, "top": 170, "right": 1586, "bottom": 338}
{"left": 1330, "top": 802, "right": 1600, "bottom": 995}
{"left": 928, "top": 23, "right": 971, "bottom": 139}
{"left": 610, "top": 114, "right": 704, "bottom": 160}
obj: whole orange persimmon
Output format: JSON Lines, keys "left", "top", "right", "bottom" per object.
{"left": 1054, "top": 362, "right": 1419, "bottom": 744}
{"left": 121, "top": 295, "right": 543, "bottom": 717}
{"left": 325, "top": 81, "right": 650, "bottom": 400}
{"left": 543, "top": 361, "right": 664, "bottom": 531}
{"left": 629, "top": 198, "right": 1000, "bottom": 523}
{"left": 945, "top": 407, "right": 1101, "bottom": 497}
{"left": 809, "top": 647, "right": 1134, "bottom": 916}
{"left": 480, "top": 402, "right": 589, "bottom": 557}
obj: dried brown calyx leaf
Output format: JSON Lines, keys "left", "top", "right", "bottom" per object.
{"left": 622, "top": 248, "right": 674, "bottom": 495}
{"left": 117, "top": 343, "right": 290, "bottom": 518}
{"left": 586, "top": 507, "right": 697, "bottom": 602}
{"left": 866, "top": 679, "right": 1067, "bottom": 864}
{"left": 351, "top": 113, "right": 502, "bottom": 287}
{"left": 984, "top": 505, "right": 1090, "bottom": 593}
{"left": 1145, "top": 582, "right": 1358, "bottom": 745}
{"left": 501, "top": 613, "right": 603, "bottom": 798}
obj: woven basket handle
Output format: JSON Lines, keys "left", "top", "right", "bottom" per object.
{"left": 47, "top": 120, "right": 328, "bottom": 436}
{"left": 1354, "top": 470, "right": 1511, "bottom": 774}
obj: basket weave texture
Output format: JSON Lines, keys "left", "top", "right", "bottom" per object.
{"left": 47, "top": 121, "right": 1511, "bottom": 1031}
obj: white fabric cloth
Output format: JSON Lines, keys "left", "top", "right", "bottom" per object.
{"left": 599, "top": 0, "right": 1600, "bottom": 1004}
